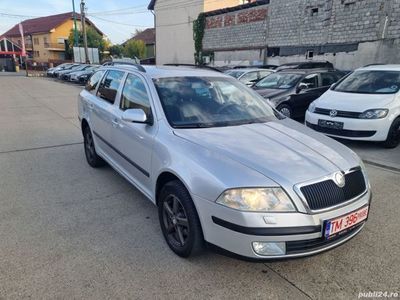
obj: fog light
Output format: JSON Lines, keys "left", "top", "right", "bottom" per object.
{"left": 252, "top": 242, "right": 286, "bottom": 256}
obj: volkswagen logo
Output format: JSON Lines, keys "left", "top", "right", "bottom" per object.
{"left": 334, "top": 172, "right": 346, "bottom": 188}
{"left": 330, "top": 110, "right": 338, "bottom": 118}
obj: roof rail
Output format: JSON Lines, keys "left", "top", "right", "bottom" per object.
{"left": 102, "top": 61, "right": 146, "bottom": 72}
{"left": 163, "top": 63, "right": 222, "bottom": 73}
{"left": 363, "top": 63, "right": 386, "bottom": 67}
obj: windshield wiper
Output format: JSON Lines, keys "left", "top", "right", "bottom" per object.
{"left": 173, "top": 123, "right": 212, "bottom": 128}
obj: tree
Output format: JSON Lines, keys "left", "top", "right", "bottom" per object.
{"left": 123, "top": 40, "right": 146, "bottom": 59}
{"left": 68, "top": 26, "right": 107, "bottom": 59}
{"left": 109, "top": 44, "right": 124, "bottom": 58}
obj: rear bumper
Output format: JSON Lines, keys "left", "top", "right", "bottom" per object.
{"left": 193, "top": 190, "right": 371, "bottom": 259}
{"left": 305, "top": 111, "right": 390, "bottom": 141}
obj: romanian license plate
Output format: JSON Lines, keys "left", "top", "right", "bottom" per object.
{"left": 324, "top": 206, "right": 369, "bottom": 239}
{"left": 318, "top": 119, "right": 344, "bottom": 130}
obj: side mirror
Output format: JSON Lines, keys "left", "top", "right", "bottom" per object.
{"left": 122, "top": 109, "right": 150, "bottom": 124}
{"left": 330, "top": 82, "right": 337, "bottom": 89}
{"left": 298, "top": 82, "right": 309, "bottom": 91}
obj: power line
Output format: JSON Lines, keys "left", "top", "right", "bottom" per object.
{"left": 0, "top": 12, "right": 40, "bottom": 19}
{"left": 90, "top": 15, "right": 152, "bottom": 28}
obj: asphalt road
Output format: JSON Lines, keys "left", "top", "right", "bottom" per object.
{"left": 0, "top": 76, "right": 399, "bottom": 299}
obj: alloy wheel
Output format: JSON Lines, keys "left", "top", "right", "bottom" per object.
{"left": 162, "top": 195, "right": 189, "bottom": 247}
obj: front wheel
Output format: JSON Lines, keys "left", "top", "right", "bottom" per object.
{"left": 276, "top": 104, "right": 292, "bottom": 118}
{"left": 158, "top": 180, "right": 204, "bottom": 257}
{"left": 382, "top": 118, "right": 400, "bottom": 148}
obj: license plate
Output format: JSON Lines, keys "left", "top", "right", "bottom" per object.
{"left": 324, "top": 206, "right": 369, "bottom": 238}
{"left": 318, "top": 119, "right": 344, "bottom": 130}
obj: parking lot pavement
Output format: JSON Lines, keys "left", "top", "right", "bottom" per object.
{"left": 0, "top": 76, "right": 399, "bottom": 299}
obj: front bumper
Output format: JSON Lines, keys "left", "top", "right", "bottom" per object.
{"left": 305, "top": 111, "right": 391, "bottom": 141}
{"left": 193, "top": 190, "right": 371, "bottom": 259}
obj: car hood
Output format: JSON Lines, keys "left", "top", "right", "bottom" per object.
{"left": 315, "top": 89, "right": 396, "bottom": 111}
{"left": 174, "top": 119, "right": 359, "bottom": 186}
{"left": 252, "top": 88, "right": 291, "bottom": 99}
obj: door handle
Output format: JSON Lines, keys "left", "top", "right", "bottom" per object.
{"left": 87, "top": 103, "right": 94, "bottom": 110}
{"left": 111, "top": 118, "right": 119, "bottom": 128}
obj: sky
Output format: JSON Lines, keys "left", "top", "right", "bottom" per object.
{"left": 0, "top": 0, "right": 154, "bottom": 44}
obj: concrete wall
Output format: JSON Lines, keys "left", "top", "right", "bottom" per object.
{"left": 203, "top": 5, "right": 268, "bottom": 51}
{"left": 154, "top": 0, "right": 243, "bottom": 65}
{"left": 202, "top": 0, "right": 400, "bottom": 69}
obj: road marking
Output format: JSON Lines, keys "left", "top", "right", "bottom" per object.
{"left": 364, "top": 160, "right": 400, "bottom": 174}
{"left": 0, "top": 142, "right": 83, "bottom": 155}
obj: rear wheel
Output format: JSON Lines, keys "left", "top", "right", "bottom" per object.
{"left": 276, "top": 104, "right": 292, "bottom": 118}
{"left": 158, "top": 180, "right": 204, "bottom": 257}
{"left": 382, "top": 118, "right": 400, "bottom": 148}
{"left": 83, "top": 125, "right": 105, "bottom": 167}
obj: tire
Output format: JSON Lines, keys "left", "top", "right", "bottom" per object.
{"left": 382, "top": 117, "right": 400, "bottom": 148}
{"left": 276, "top": 104, "right": 292, "bottom": 118}
{"left": 158, "top": 180, "right": 204, "bottom": 257}
{"left": 83, "top": 125, "right": 105, "bottom": 168}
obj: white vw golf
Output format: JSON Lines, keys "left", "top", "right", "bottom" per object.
{"left": 306, "top": 65, "right": 400, "bottom": 148}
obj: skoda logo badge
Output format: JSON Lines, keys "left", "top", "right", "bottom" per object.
{"left": 334, "top": 172, "right": 345, "bottom": 188}
{"left": 330, "top": 110, "right": 338, "bottom": 118}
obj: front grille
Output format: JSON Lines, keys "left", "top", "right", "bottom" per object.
{"left": 286, "top": 223, "right": 363, "bottom": 254}
{"left": 300, "top": 169, "right": 367, "bottom": 211}
{"left": 306, "top": 122, "right": 376, "bottom": 138}
{"left": 314, "top": 107, "right": 361, "bottom": 118}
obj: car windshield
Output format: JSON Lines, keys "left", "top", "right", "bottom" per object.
{"left": 224, "top": 70, "right": 245, "bottom": 79}
{"left": 333, "top": 70, "right": 400, "bottom": 94}
{"left": 154, "top": 76, "right": 278, "bottom": 128}
{"left": 254, "top": 73, "right": 302, "bottom": 89}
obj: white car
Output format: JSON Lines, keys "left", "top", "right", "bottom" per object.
{"left": 306, "top": 65, "right": 400, "bottom": 148}
{"left": 224, "top": 68, "right": 274, "bottom": 86}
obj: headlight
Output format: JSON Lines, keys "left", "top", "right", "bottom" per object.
{"left": 359, "top": 109, "right": 388, "bottom": 119}
{"left": 216, "top": 188, "right": 296, "bottom": 212}
{"left": 308, "top": 102, "right": 316, "bottom": 113}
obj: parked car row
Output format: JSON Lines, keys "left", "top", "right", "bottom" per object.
{"left": 224, "top": 61, "right": 400, "bottom": 148}
{"left": 47, "top": 63, "right": 100, "bottom": 84}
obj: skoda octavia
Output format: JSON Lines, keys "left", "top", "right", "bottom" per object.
{"left": 78, "top": 65, "right": 371, "bottom": 259}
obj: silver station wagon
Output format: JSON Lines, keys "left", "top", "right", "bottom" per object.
{"left": 78, "top": 65, "right": 371, "bottom": 259}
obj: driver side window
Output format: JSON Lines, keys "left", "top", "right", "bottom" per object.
{"left": 300, "top": 74, "right": 318, "bottom": 89}
{"left": 120, "top": 73, "right": 151, "bottom": 116}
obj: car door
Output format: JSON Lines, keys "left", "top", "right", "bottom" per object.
{"left": 290, "top": 73, "right": 321, "bottom": 118}
{"left": 109, "top": 72, "right": 157, "bottom": 195}
{"left": 90, "top": 69, "right": 125, "bottom": 161}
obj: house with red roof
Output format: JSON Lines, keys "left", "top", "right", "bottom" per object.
{"left": 1, "top": 12, "right": 103, "bottom": 63}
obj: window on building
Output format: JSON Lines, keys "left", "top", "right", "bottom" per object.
{"left": 33, "top": 37, "right": 39, "bottom": 45}
{"left": 120, "top": 74, "right": 151, "bottom": 116}
{"left": 57, "top": 38, "right": 65, "bottom": 44}
{"left": 306, "top": 50, "right": 314, "bottom": 59}
{"left": 97, "top": 70, "right": 125, "bottom": 104}
{"left": 311, "top": 7, "right": 319, "bottom": 16}
{"left": 33, "top": 51, "right": 40, "bottom": 57}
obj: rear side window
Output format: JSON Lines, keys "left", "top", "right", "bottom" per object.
{"left": 97, "top": 70, "right": 124, "bottom": 104}
{"left": 85, "top": 70, "right": 105, "bottom": 93}
{"left": 120, "top": 73, "right": 151, "bottom": 115}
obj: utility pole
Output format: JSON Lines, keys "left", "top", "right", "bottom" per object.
{"left": 80, "top": 0, "right": 90, "bottom": 63}
{"left": 72, "top": 0, "right": 78, "bottom": 47}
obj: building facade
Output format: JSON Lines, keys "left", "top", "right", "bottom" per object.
{"left": 202, "top": 0, "right": 400, "bottom": 70}
{"left": 1, "top": 12, "right": 103, "bottom": 64}
{"left": 148, "top": 0, "right": 249, "bottom": 64}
